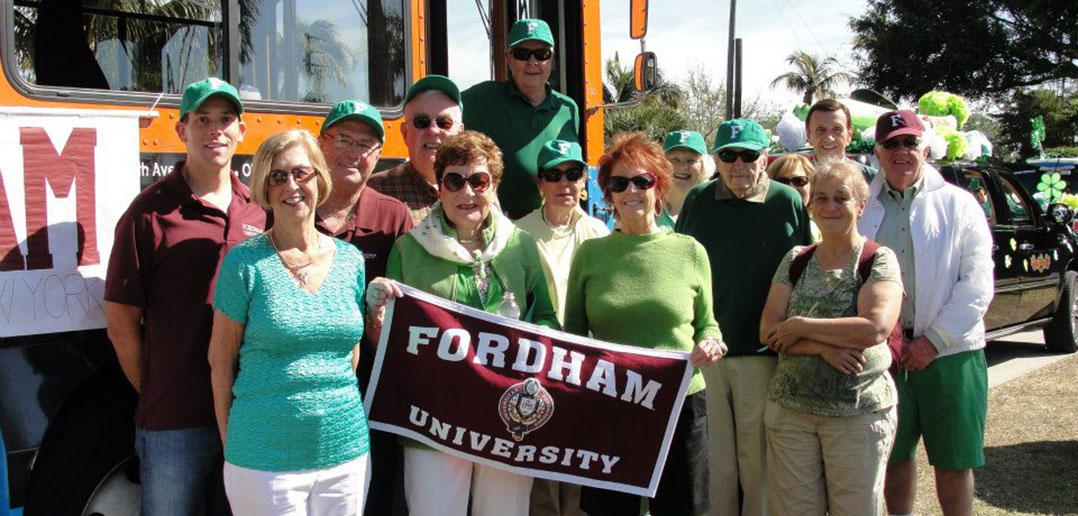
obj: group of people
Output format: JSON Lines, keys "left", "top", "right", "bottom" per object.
{"left": 104, "top": 16, "right": 993, "bottom": 516}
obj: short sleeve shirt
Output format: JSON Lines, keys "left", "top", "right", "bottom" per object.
{"left": 767, "top": 240, "right": 902, "bottom": 417}
{"left": 461, "top": 80, "right": 579, "bottom": 216}
{"left": 104, "top": 163, "right": 267, "bottom": 430}
{"left": 315, "top": 186, "right": 413, "bottom": 282}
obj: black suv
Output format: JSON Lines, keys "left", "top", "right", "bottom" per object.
{"left": 938, "top": 164, "right": 1078, "bottom": 353}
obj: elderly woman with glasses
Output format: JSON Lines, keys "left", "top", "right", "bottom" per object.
{"left": 208, "top": 130, "right": 371, "bottom": 514}
{"left": 365, "top": 130, "right": 558, "bottom": 516}
{"left": 563, "top": 132, "right": 726, "bottom": 516}
{"left": 659, "top": 130, "right": 715, "bottom": 229}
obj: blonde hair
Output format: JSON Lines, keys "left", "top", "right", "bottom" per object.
{"left": 811, "top": 160, "right": 868, "bottom": 203}
{"left": 766, "top": 153, "right": 814, "bottom": 182}
{"left": 249, "top": 130, "right": 332, "bottom": 209}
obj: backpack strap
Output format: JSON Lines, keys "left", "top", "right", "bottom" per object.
{"left": 856, "top": 239, "right": 881, "bottom": 284}
{"left": 788, "top": 244, "right": 818, "bottom": 287}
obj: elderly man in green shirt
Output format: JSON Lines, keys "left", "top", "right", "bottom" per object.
{"left": 462, "top": 18, "right": 580, "bottom": 219}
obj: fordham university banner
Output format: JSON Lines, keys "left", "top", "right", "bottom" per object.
{"left": 364, "top": 285, "right": 694, "bottom": 497}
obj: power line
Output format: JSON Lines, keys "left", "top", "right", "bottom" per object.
{"left": 783, "top": 0, "right": 832, "bottom": 60}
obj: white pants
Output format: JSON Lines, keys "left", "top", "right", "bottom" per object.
{"left": 404, "top": 447, "right": 532, "bottom": 516}
{"left": 223, "top": 455, "right": 370, "bottom": 516}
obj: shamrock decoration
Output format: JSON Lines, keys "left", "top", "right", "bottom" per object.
{"left": 1037, "top": 172, "right": 1066, "bottom": 202}
{"left": 1004, "top": 255, "right": 1012, "bottom": 268}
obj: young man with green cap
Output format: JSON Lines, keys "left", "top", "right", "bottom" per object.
{"left": 660, "top": 129, "right": 713, "bottom": 229}
{"left": 105, "top": 77, "right": 266, "bottom": 515}
{"left": 675, "top": 118, "right": 811, "bottom": 516}
{"left": 461, "top": 18, "right": 580, "bottom": 219}
{"left": 369, "top": 74, "right": 464, "bottom": 224}
{"left": 315, "top": 99, "right": 412, "bottom": 516}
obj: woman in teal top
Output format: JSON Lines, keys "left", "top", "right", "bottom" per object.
{"left": 366, "top": 131, "right": 558, "bottom": 516}
{"left": 208, "top": 130, "right": 370, "bottom": 515}
{"left": 564, "top": 132, "right": 725, "bottom": 516}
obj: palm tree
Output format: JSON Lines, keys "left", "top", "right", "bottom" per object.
{"left": 603, "top": 53, "right": 684, "bottom": 108}
{"left": 770, "top": 51, "right": 856, "bottom": 105}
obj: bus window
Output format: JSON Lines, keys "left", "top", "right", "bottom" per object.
{"left": 446, "top": 0, "right": 492, "bottom": 90}
{"left": 15, "top": 1, "right": 223, "bottom": 92}
{"left": 238, "top": 0, "right": 405, "bottom": 106}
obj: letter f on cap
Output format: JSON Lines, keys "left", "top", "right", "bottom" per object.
{"left": 890, "top": 114, "right": 903, "bottom": 127}
{"left": 729, "top": 125, "right": 742, "bottom": 138}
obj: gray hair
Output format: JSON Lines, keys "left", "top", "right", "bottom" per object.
{"left": 810, "top": 160, "right": 868, "bottom": 203}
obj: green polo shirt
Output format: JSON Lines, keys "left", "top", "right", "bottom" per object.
{"left": 461, "top": 80, "right": 579, "bottom": 216}
{"left": 676, "top": 175, "right": 813, "bottom": 356}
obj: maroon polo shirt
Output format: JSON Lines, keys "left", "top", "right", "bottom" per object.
{"left": 104, "top": 163, "right": 266, "bottom": 430}
{"left": 315, "top": 186, "right": 413, "bottom": 282}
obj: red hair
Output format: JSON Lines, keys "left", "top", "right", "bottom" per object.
{"left": 597, "top": 132, "right": 672, "bottom": 216}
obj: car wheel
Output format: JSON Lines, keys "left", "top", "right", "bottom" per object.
{"left": 1044, "top": 270, "right": 1078, "bottom": 353}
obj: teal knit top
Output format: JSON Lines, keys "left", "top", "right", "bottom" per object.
{"left": 564, "top": 230, "right": 722, "bottom": 396}
{"left": 214, "top": 234, "right": 369, "bottom": 472}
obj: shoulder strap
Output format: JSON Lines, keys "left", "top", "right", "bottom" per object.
{"left": 857, "top": 239, "right": 881, "bottom": 284}
{"left": 788, "top": 244, "right": 818, "bottom": 286}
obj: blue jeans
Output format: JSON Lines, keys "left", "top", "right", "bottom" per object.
{"left": 135, "top": 426, "right": 230, "bottom": 516}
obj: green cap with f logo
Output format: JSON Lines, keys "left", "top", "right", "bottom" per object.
{"left": 322, "top": 100, "right": 385, "bottom": 142}
{"left": 508, "top": 19, "right": 555, "bottom": 47}
{"left": 663, "top": 130, "right": 708, "bottom": 155}
{"left": 180, "top": 77, "right": 243, "bottom": 120}
{"left": 538, "top": 139, "right": 586, "bottom": 169}
{"left": 713, "top": 118, "right": 769, "bottom": 152}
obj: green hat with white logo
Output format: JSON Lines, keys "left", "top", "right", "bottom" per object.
{"left": 712, "top": 118, "right": 769, "bottom": 152}
{"left": 322, "top": 100, "right": 384, "bottom": 142}
{"left": 663, "top": 130, "right": 708, "bottom": 156}
{"left": 180, "top": 77, "right": 243, "bottom": 120}
{"left": 404, "top": 74, "right": 463, "bottom": 111}
{"left": 508, "top": 19, "right": 555, "bottom": 48}
{"left": 538, "top": 140, "right": 586, "bottom": 169}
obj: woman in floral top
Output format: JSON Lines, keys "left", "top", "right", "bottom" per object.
{"left": 758, "top": 161, "right": 903, "bottom": 516}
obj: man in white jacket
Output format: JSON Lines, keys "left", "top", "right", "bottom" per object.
{"left": 857, "top": 110, "right": 993, "bottom": 516}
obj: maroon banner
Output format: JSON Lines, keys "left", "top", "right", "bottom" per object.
{"left": 363, "top": 285, "right": 693, "bottom": 497}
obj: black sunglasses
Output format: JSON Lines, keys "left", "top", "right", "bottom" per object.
{"left": 539, "top": 167, "right": 586, "bottom": 183}
{"left": 511, "top": 47, "right": 553, "bottom": 62}
{"left": 882, "top": 137, "right": 921, "bottom": 150}
{"left": 775, "top": 176, "right": 809, "bottom": 187}
{"left": 717, "top": 149, "right": 761, "bottom": 163}
{"left": 442, "top": 171, "right": 492, "bottom": 193}
{"left": 268, "top": 166, "right": 316, "bottom": 187}
{"left": 412, "top": 115, "right": 456, "bottom": 131}
{"left": 607, "top": 173, "right": 657, "bottom": 193}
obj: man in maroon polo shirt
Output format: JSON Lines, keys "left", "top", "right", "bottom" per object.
{"left": 104, "top": 78, "right": 265, "bottom": 515}
{"left": 316, "top": 99, "right": 412, "bottom": 516}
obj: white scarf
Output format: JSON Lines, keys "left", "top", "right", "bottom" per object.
{"left": 409, "top": 202, "right": 517, "bottom": 265}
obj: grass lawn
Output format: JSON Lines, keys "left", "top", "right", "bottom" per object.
{"left": 912, "top": 353, "right": 1078, "bottom": 515}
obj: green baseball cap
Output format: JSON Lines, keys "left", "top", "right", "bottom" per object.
{"left": 322, "top": 100, "right": 385, "bottom": 141}
{"left": 404, "top": 75, "right": 463, "bottom": 110}
{"left": 712, "top": 118, "right": 769, "bottom": 152}
{"left": 538, "top": 140, "right": 586, "bottom": 169}
{"left": 663, "top": 130, "right": 708, "bottom": 156}
{"left": 507, "top": 19, "right": 555, "bottom": 48}
{"left": 179, "top": 77, "right": 243, "bottom": 120}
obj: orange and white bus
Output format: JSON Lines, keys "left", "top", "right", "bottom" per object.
{"left": 0, "top": 0, "right": 653, "bottom": 513}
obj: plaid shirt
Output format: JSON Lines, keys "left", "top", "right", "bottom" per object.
{"left": 368, "top": 162, "right": 439, "bottom": 225}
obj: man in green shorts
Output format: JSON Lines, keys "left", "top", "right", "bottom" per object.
{"left": 461, "top": 18, "right": 579, "bottom": 219}
{"left": 857, "top": 110, "right": 994, "bottom": 516}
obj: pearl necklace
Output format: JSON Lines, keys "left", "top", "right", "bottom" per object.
{"left": 542, "top": 207, "right": 574, "bottom": 237}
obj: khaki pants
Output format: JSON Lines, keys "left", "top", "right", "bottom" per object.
{"left": 764, "top": 401, "right": 896, "bottom": 516}
{"left": 704, "top": 355, "right": 776, "bottom": 516}
{"left": 529, "top": 479, "right": 586, "bottom": 516}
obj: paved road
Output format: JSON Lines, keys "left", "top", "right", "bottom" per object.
{"left": 984, "top": 329, "right": 1074, "bottom": 388}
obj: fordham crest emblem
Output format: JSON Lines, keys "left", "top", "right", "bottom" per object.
{"left": 498, "top": 378, "right": 554, "bottom": 441}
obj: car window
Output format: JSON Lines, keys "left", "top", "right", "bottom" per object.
{"left": 961, "top": 170, "right": 995, "bottom": 224}
{"left": 999, "top": 176, "right": 1033, "bottom": 225}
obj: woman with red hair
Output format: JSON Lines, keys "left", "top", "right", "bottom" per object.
{"left": 563, "top": 132, "right": 727, "bottom": 516}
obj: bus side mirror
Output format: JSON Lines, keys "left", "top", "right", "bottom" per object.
{"left": 630, "top": 0, "right": 648, "bottom": 40}
{"left": 634, "top": 52, "right": 657, "bottom": 92}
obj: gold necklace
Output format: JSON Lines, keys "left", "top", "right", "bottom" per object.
{"left": 268, "top": 231, "right": 322, "bottom": 287}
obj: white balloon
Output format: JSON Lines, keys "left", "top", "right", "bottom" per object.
{"left": 776, "top": 111, "right": 807, "bottom": 152}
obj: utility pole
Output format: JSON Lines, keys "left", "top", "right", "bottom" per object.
{"left": 725, "top": 0, "right": 737, "bottom": 119}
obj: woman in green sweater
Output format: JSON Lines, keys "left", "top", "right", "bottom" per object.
{"left": 564, "top": 132, "right": 726, "bottom": 516}
{"left": 366, "top": 130, "right": 558, "bottom": 516}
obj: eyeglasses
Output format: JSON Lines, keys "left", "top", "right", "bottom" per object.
{"left": 411, "top": 115, "right": 456, "bottom": 131}
{"left": 510, "top": 47, "right": 554, "bottom": 62}
{"left": 606, "top": 173, "right": 657, "bottom": 193}
{"left": 268, "top": 166, "right": 316, "bottom": 187}
{"left": 442, "top": 171, "right": 492, "bottom": 193}
{"left": 539, "top": 167, "right": 586, "bottom": 183}
{"left": 882, "top": 137, "right": 921, "bottom": 150}
{"left": 717, "top": 149, "right": 761, "bottom": 163}
{"left": 775, "top": 176, "right": 809, "bottom": 187}
{"left": 326, "top": 133, "right": 380, "bottom": 154}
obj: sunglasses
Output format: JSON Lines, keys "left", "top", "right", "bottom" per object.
{"left": 412, "top": 115, "right": 456, "bottom": 131}
{"left": 268, "top": 166, "right": 316, "bottom": 187}
{"left": 539, "top": 167, "right": 586, "bottom": 183}
{"left": 510, "top": 47, "right": 553, "bottom": 62}
{"left": 442, "top": 171, "right": 492, "bottom": 193}
{"left": 775, "top": 176, "right": 809, "bottom": 187}
{"left": 882, "top": 137, "right": 921, "bottom": 150}
{"left": 717, "top": 149, "right": 761, "bottom": 163}
{"left": 607, "top": 173, "right": 657, "bottom": 193}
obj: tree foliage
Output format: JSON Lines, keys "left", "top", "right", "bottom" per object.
{"left": 602, "top": 55, "right": 685, "bottom": 141}
{"left": 769, "top": 51, "right": 855, "bottom": 105}
{"left": 997, "top": 88, "right": 1078, "bottom": 159}
{"left": 850, "top": 0, "right": 1078, "bottom": 102}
